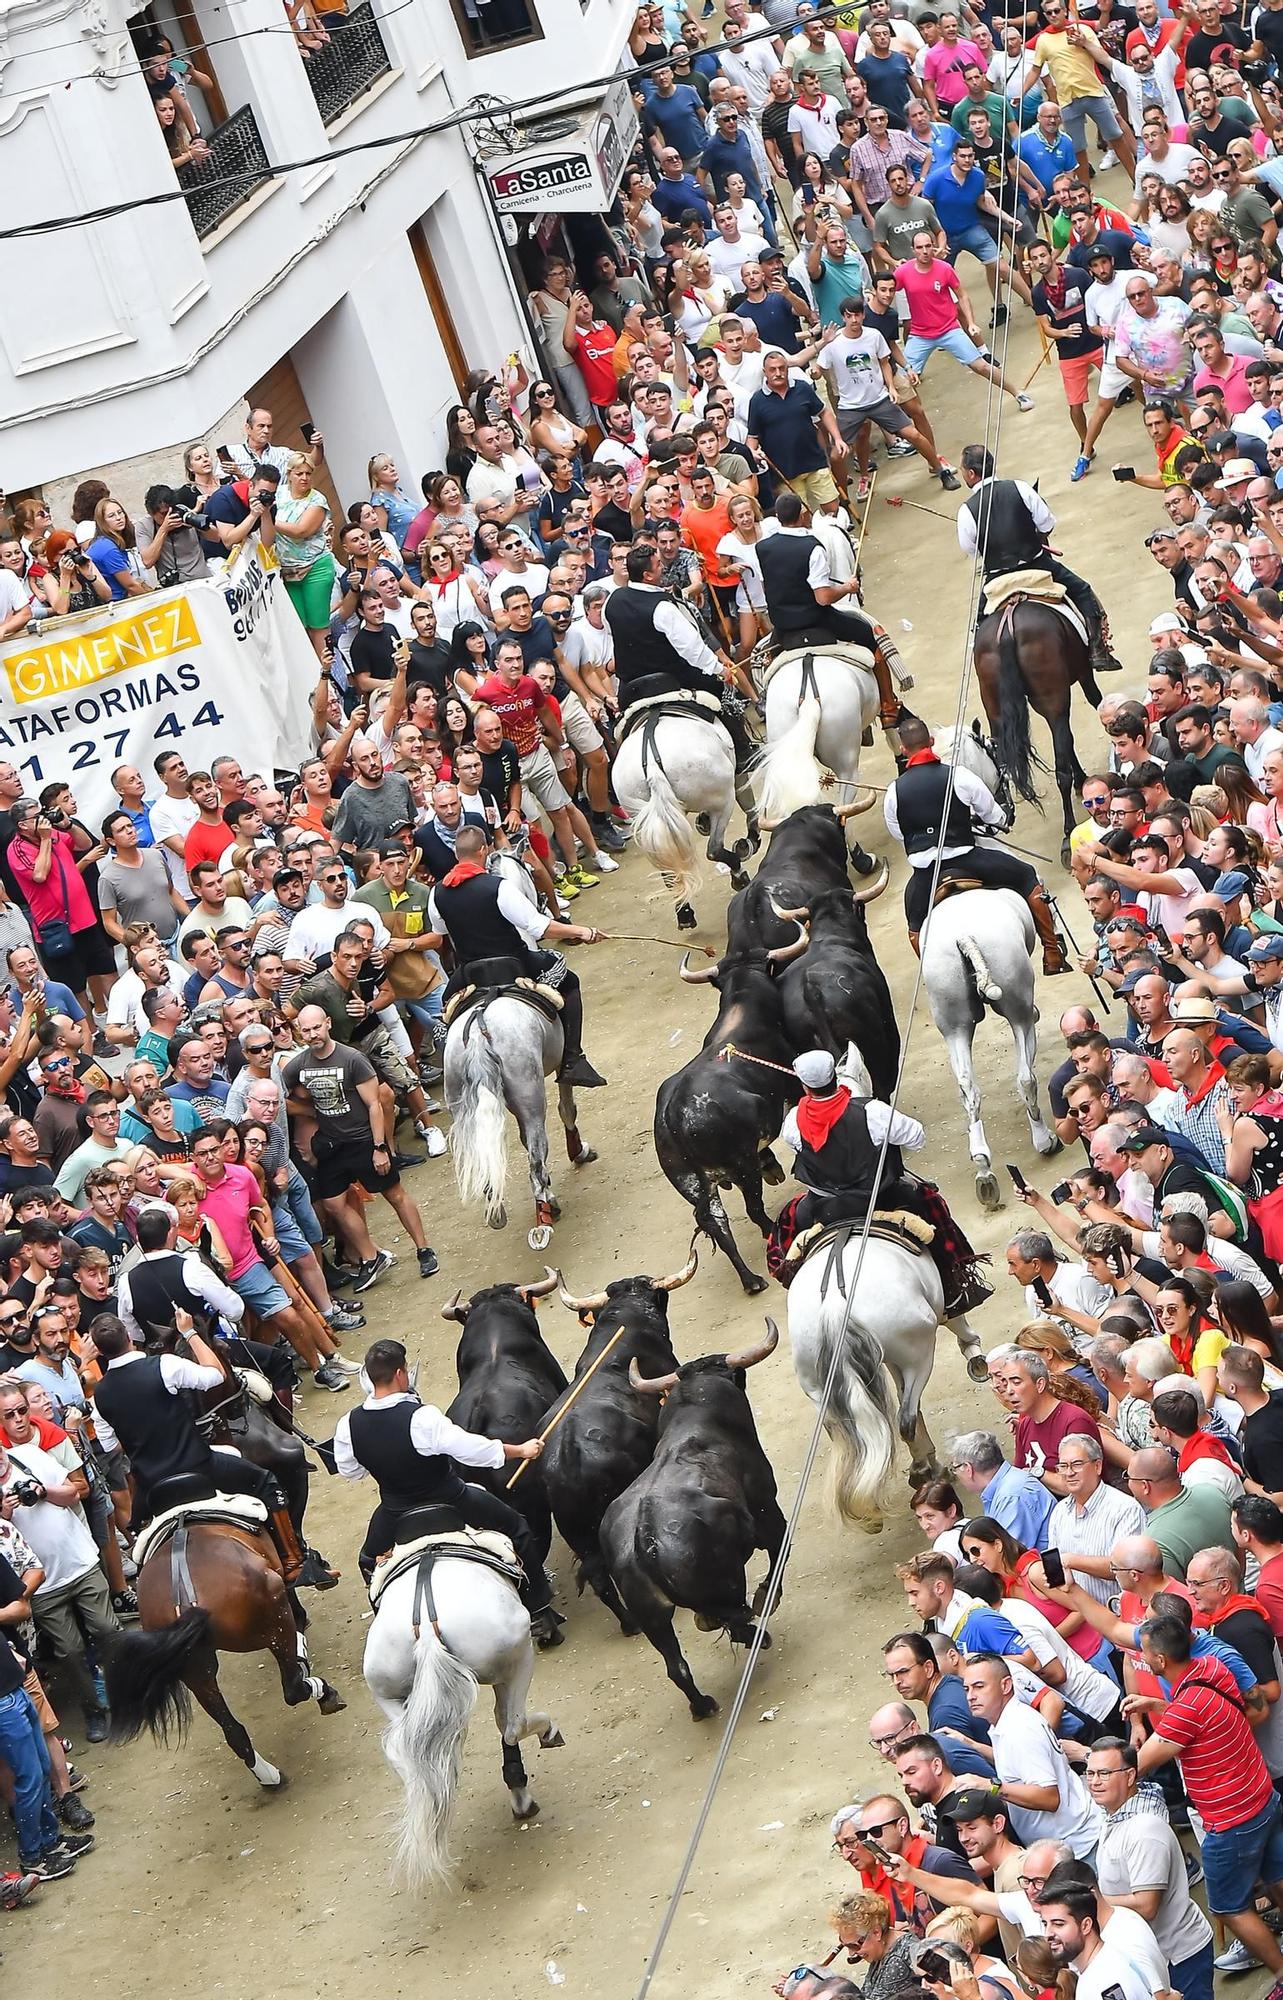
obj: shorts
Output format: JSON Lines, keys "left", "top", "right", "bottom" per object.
{"left": 905, "top": 326, "right": 983, "bottom": 372}
{"left": 560, "top": 689, "right": 604, "bottom": 757}
{"left": 1098, "top": 358, "right": 1130, "bottom": 400}
{"left": 837, "top": 399, "right": 911, "bottom": 444}
{"left": 519, "top": 743, "right": 572, "bottom": 814}
{"left": 782, "top": 466, "right": 840, "bottom": 510}
{"left": 21, "top": 1666, "right": 56, "bottom": 1732}
{"left": 270, "top": 1198, "right": 311, "bottom": 1265}
{"left": 1201, "top": 1792, "right": 1283, "bottom": 1914}
{"left": 947, "top": 223, "right": 1000, "bottom": 268}
{"left": 311, "top": 1137, "right": 400, "bottom": 1203}
{"left": 1059, "top": 347, "right": 1103, "bottom": 408}
{"left": 77, "top": 923, "right": 117, "bottom": 980}
{"left": 284, "top": 551, "right": 337, "bottom": 632}
{"left": 1060, "top": 90, "right": 1123, "bottom": 149}
{"left": 94, "top": 1444, "right": 129, "bottom": 1492}
{"left": 357, "top": 1021, "right": 419, "bottom": 1097}
{"left": 231, "top": 1257, "right": 292, "bottom": 1321}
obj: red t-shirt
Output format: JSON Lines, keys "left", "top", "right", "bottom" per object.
{"left": 571, "top": 321, "right": 619, "bottom": 407}
{"left": 1254, "top": 1551, "right": 1283, "bottom": 1641}
{"left": 894, "top": 258, "right": 965, "bottom": 341}
{"left": 1013, "top": 1401, "right": 1100, "bottom": 1481}
{"left": 474, "top": 672, "right": 545, "bottom": 758}
{"left": 1155, "top": 1654, "right": 1274, "bottom": 1831}
{"left": 184, "top": 818, "right": 231, "bottom": 872}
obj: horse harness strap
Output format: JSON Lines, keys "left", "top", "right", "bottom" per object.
{"left": 408, "top": 1543, "right": 527, "bottom": 1645}
{"left": 170, "top": 1524, "right": 196, "bottom": 1618}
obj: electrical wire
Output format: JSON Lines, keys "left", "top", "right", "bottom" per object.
{"left": 635, "top": 151, "right": 1031, "bottom": 1999}
{"left": 12, "top": 0, "right": 417, "bottom": 79}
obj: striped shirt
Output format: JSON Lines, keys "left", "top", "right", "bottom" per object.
{"left": 1047, "top": 1480, "right": 1147, "bottom": 1607}
{"left": 1155, "top": 1654, "right": 1274, "bottom": 1831}
{"left": 1172, "top": 1075, "right": 1233, "bottom": 1175}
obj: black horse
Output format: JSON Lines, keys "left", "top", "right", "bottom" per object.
{"left": 974, "top": 597, "right": 1102, "bottom": 865}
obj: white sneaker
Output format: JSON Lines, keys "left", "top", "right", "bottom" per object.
{"left": 1214, "top": 1939, "right": 1260, "bottom": 1974}
{"left": 589, "top": 851, "right": 620, "bottom": 873}
{"left": 1098, "top": 147, "right": 1117, "bottom": 170}
{"left": 424, "top": 1125, "right": 448, "bottom": 1158}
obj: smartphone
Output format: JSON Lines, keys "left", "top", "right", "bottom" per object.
{"left": 803, "top": 185, "right": 818, "bottom": 206}
{"left": 216, "top": 444, "right": 235, "bottom": 467}
{"left": 1105, "top": 1243, "right": 1130, "bottom": 1277}
{"left": 1032, "top": 1273, "right": 1055, "bottom": 1309}
{"left": 300, "top": 421, "right": 316, "bottom": 445}
{"left": 916, "top": 1950, "right": 955, "bottom": 1983}
{"left": 1042, "top": 1548, "right": 1067, "bottom": 1589}
{"left": 862, "top": 1834, "right": 893, "bottom": 1863}
{"left": 1005, "top": 1162, "right": 1028, "bottom": 1193}
{"left": 1112, "top": 467, "right": 1136, "bottom": 483}
{"left": 1049, "top": 1181, "right": 1073, "bottom": 1205}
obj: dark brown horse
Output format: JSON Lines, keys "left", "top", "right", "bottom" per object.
{"left": 973, "top": 597, "right": 1102, "bottom": 865}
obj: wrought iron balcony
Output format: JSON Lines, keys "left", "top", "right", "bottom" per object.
{"left": 178, "top": 103, "right": 272, "bottom": 241}
{"left": 306, "top": 3, "right": 393, "bottom": 127}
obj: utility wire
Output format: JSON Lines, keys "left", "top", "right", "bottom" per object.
{"left": 26, "top": 0, "right": 420, "bottom": 89}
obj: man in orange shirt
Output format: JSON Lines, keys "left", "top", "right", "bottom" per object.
{"left": 679, "top": 466, "right": 737, "bottom": 647}
{"left": 291, "top": 755, "right": 335, "bottom": 838}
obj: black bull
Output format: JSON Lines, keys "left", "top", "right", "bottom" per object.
{"left": 442, "top": 1273, "right": 567, "bottom": 1562}
{"left": 598, "top": 1321, "right": 787, "bottom": 1719}
{"left": 725, "top": 802, "right": 871, "bottom": 957}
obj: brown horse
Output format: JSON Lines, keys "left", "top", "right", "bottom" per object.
{"left": 105, "top": 1507, "right": 345, "bottom": 1786}
{"left": 973, "top": 597, "right": 1102, "bottom": 865}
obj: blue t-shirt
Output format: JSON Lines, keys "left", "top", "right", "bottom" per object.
{"left": 120, "top": 1098, "right": 202, "bottom": 1145}
{"left": 701, "top": 130, "right": 764, "bottom": 201}
{"left": 651, "top": 173, "right": 713, "bottom": 225}
{"left": 38, "top": 980, "right": 84, "bottom": 1022}
{"left": 745, "top": 383, "right": 828, "bottom": 478}
{"left": 86, "top": 537, "right": 134, "bottom": 602}
{"left": 644, "top": 84, "right": 708, "bottom": 163}
{"left": 924, "top": 163, "right": 987, "bottom": 238}
{"left": 956, "top": 1605, "right": 1027, "bottom": 1656}
{"left": 1014, "top": 126, "right": 1078, "bottom": 193}
{"left": 734, "top": 290, "right": 805, "bottom": 350}
{"left": 858, "top": 50, "right": 915, "bottom": 118}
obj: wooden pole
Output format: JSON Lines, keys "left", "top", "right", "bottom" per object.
{"left": 507, "top": 1318, "right": 632, "bottom": 1489}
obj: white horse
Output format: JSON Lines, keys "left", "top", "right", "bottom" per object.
{"left": 363, "top": 1560, "right": 564, "bottom": 1888}
{"left": 918, "top": 727, "right": 1059, "bottom": 1209}
{"left": 754, "top": 645, "right": 881, "bottom": 823}
{"left": 612, "top": 708, "right": 759, "bottom": 929}
{"left": 445, "top": 993, "right": 593, "bottom": 1251}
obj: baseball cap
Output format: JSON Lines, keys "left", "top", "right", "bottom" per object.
{"left": 1118, "top": 966, "right": 1158, "bottom": 992}
{"left": 794, "top": 1050, "right": 837, "bottom": 1090}
{"left": 1214, "top": 869, "right": 1251, "bottom": 900}
{"left": 1169, "top": 995, "right": 1217, "bottom": 1023}
{"left": 386, "top": 818, "right": 414, "bottom": 835}
{"left": 1148, "top": 614, "right": 1188, "bottom": 639}
{"left": 941, "top": 1786, "right": 1004, "bottom": 1824}
{"left": 1117, "top": 1123, "right": 1170, "bottom": 1154}
{"left": 1223, "top": 459, "right": 1258, "bottom": 484}
{"left": 1250, "top": 934, "right": 1283, "bottom": 962}
{"left": 378, "top": 841, "right": 408, "bottom": 858}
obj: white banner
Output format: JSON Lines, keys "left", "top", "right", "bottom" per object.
{"left": 0, "top": 541, "right": 319, "bottom": 827}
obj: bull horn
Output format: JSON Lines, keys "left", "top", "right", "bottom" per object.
{"left": 520, "top": 1269, "right": 561, "bottom": 1302}
{"left": 768, "top": 894, "right": 811, "bottom": 925}
{"left": 834, "top": 790, "right": 877, "bottom": 820}
{"left": 629, "top": 1356, "right": 680, "bottom": 1396}
{"left": 679, "top": 949, "right": 721, "bottom": 984}
{"left": 757, "top": 812, "right": 780, "bottom": 832}
{"left": 766, "top": 920, "right": 810, "bottom": 965}
{"left": 724, "top": 1316, "right": 781, "bottom": 1372}
{"left": 557, "top": 1273, "right": 609, "bottom": 1315}
{"left": 852, "top": 859, "right": 890, "bottom": 906}
{"left": 652, "top": 1243, "right": 699, "bottom": 1292}
{"left": 439, "top": 1290, "right": 470, "bottom": 1325}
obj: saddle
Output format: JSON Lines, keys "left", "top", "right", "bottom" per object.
{"left": 617, "top": 686, "right": 724, "bottom": 745}
{"left": 760, "top": 640, "right": 875, "bottom": 699}
{"left": 133, "top": 1489, "right": 270, "bottom": 1570}
{"left": 443, "top": 958, "right": 565, "bottom": 1029}
{"left": 367, "top": 1526, "right": 525, "bottom": 1611}
{"left": 930, "top": 874, "right": 986, "bottom": 911}
{"left": 981, "top": 568, "right": 1089, "bottom": 647}
{"left": 783, "top": 1211, "right": 935, "bottom": 1287}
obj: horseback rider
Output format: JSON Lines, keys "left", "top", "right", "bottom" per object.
{"left": 755, "top": 490, "right": 910, "bottom": 741}
{"left": 883, "top": 716, "right": 1070, "bottom": 973}
{"left": 957, "top": 444, "right": 1121, "bottom": 675}
{"left": 603, "top": 541, "right": 756, "bottom": 769}
{"left": 332, "top": 1337, "right": 562, "bottom": 1644}
{"left": 90, "top": 1313, "right": 336, "bottom": 1589}
{"left": 773, "top": 1050, "right": 991, "bottom": 1315}
{"left": 428, "top": 824, "right": 607, "bottom": 1089}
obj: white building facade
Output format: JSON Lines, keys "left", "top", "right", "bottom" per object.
{"left": 0, "top": 0, "right": 635, "bottom": 513}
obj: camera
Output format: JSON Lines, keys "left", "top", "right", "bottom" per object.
{"left": 46, "top": 809, "right": 68, "bottom": 828}
{"left": 10, "top": 1477, "right": 44, "bottom": 1507}
{"left": 174, "top": 505, "right": 205, "bottom": 529}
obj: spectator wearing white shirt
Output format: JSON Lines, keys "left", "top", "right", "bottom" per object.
{"left": 962, "top": 1653, "right": 1102, "bottom": 1855}
{"left": 704, "top": 204, "right": 772, "bottom": 291}
{"left": 1230, "top": 697, "right": 1283, "bottom": 780}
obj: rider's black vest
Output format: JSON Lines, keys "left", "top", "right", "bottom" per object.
{"left": 124, "top": 1252, "right": 216, "bottom": 1341}
{"left": 345, "top": 1400, "right": 467, "bottom": 1512}
{"left": 892, "top": 759, "right": 974, "bottom": 857}
{"left": 432, "top": 872, "right": 541, "bottom": 977}
{"left": 604, "top": 586, "right": 694, "bottom": 692}
{"left": 94, "top": 1355, "right": 214, "bottom": 1495}
{"left": 757, "top": 530, "right": 824, "bottom": 634}
{"left": 963, "top": 478, "right": 1047, "bottom": 577}
{"left": 794, "top": 1096, "right": 885, "bottom": 1198}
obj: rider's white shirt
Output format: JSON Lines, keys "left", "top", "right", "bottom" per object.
{"left": 883, "top": 761, "right": 1008, "bottom": 866}
{"left": 956, "top": 477, "right": 1055, "bottom": 559}
{"left": 781, "top": 1098, "right": 925, "bottom": 1154}
{"left": 332, "top": 1390, "right": 505, "bottom": 1480}
{"left": 427, "top": 876, "right": 552, "bottom": 945}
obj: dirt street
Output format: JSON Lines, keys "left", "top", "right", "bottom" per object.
{"left": 44, "top": 274, "right": 1209, "bottom": 1998}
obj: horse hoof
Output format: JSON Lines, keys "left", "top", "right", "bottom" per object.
{"left": 856, "top": 1517, "right": 885, "bottom": 1537}
{"left": 1060, "top": 840, "right": 1072, "bottom": 869}
{"left": 691, "top": 1695, "right": 720, "bottom": 1721}
{"left": 528, "top": 1224, "right": 553, "bottom": 1251}
{"left": 511, "top": 1796, "right": 540, "bottom": 1823}
{"left": 572, "top": 1146, "right": 598, "bottom": 1168}
{"left": 536, "top": 1623, "right": 566, "bottom": 1650}
{"left": 1036, "top": 1132, "right": 1063, "bottom": 1158}
{"left": 318, "top": 1686, "right": 346, "bottom": 1716}
{"left": 755, "top": 1626, "right": 773, "bottom": 1651}
{"left": 734, "top": 837, "right": 752, "bottom": 859}
{"left": 967, "top": 1355, "right": 990, "bottom": 1385}
{"left": 975, "top": 1172, "right": 1002, "bottom": 1211}
{"left": 741, "top": 1273, "right": 769, "bottom": 1296}
{"left": 676, "top": 903, "right": 698, "bottom": 931}
{"left": 540, "top": 1726, "right": 565, "bottom": 1749}
{"left": 695, "top": 814, "right": 711, "bottom": 836}
{"left": 731, "top": 870, "right": 750, "bottom": 891}
{"left": 487, "top": 1207, "right": 508, "bottom": 1231}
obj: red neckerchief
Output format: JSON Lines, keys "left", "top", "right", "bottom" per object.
{"left": 1195, "top": 1589, "right": 1264, "bottom": 1628}
{"left": 1178, "top": 1430, "right": 1236, "bottom": 1476}
{"left": 1184, "top": 1060, "right": 1226, "bottom": 1109}
{"left": 904, "top": 749, "right": 940, "bottom": 768}
{"left": 797, "top": 1084, "right": 852, "bottom": 1149}
{"left": 432, "top": 569, "right": 461, "bottom": 597}
{"left": 441, "top": 858, "right": 487, "bottom": 889}
{"left": 45, "top": 1073, "right": 86, "bottom": 1102}
{"left": 1166, "top": 1326, "right": 1195, "bottom": 1372}
{"left": 862, "top": 1831, "right": 926, "bottom": 1920}
{"left": 1041, "top": 265, "right": 1068, "bottom": 310}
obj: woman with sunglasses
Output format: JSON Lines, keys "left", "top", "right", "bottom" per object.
{"left": 526, "top": 381, "right": 587, "bottom": 462}
{"left": 1153, "top": 1273, "right": 1228, "bottom": 1408}
{"left": 959, "top": 1515, "right": 1114, "bottom": 1668}
{"left": 422, "top": 539, "right": 492, "bottom": 642}
{"left": 826, "top": 1889, "right": 914, "bottom": 1996}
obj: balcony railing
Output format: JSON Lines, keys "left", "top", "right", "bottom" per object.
{"left": 178, "top": 104, "right": 272, "bottom": 240}
{"left": 306, "top": 3, "right": 393, "bottom": 127}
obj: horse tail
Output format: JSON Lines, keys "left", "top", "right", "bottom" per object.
{"left": 104, "top": 1605, "right": 211, "bottom": 1745}
{"left": 989, "top": 610, "right": 1041, "bottom": 806}
{"left": 755, "top": 692, "right": 823, "bottom": 822}
{"left": 451, "top": 1023, "right": 510, "bottom": 1225}
{"left": 385, "top": 1630, "right": 479, "bottom": 1889}
{"left": 957, "top": 935, "right": 1002, "bottom": 1004}
{"left": 630, "top": 757, "right": 701, "bottom": 901}
{"left": 812, "top": 1289, "right": 898, "bottom": 1527}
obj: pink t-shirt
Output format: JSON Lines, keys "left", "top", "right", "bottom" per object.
{"left": 1193, "top": 354, "right": 1255, "bottom": 415}
{"left": 6, "top": 829, "right": 97, "bottom": 934}
{"left": 895, "top": 258, "right": 964, "bottom": 340}
{"left": 922, "top": 38, "right": 986, "bottom": 106}
{"left": 197, "top": 1161, "right": 262, "bottom": 1281}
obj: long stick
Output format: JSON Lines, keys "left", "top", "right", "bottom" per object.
{"left": 506, "top": 1317, "right": 631, "bottom": 1489}
{"left": 1046, "top": 888, "right": 1113, "bottom": 1016}
{"left": 599, "top": 930, "right": 716, "bottom": 954}
{"left": 883, "top": 495, "right": 954, "bottom": 524}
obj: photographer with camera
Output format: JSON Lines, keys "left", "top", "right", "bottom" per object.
{"left": 198, "top": 460, "right": 279, "bottom": 554}
{"left": 137, "top": 485, "right": 210, "bottom": 586}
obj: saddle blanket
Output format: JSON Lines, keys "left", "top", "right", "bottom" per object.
{"left": 134, "top": 1492, "right": 269, "bottom": 1569}
{"left": 982, "top": 569, "right": 1089, "bottom": 647}
{"left": 368, "top": 1527, "right": 522, "bottom": 1606}
{"left": 761, "top": 640, "right": 874, "bottom": 697}
{"left": 618, "top": 689, "right": 723, "bottom": 744}
{"left": 444, "top": 980, "right": 563, "bottom": 1028}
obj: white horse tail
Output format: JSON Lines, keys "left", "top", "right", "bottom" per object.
{"left": 755, "top": 693, "right": 823, "bottom": 822}
{"left": 630, "top": 758, "right": 702, "bottom": 901}
{"left": 385, "top": 1631, "right": 479, "bottom": 1888}
{"left": 816, "top": 1294, "right": 898, "bottom": 1526}
{"left": 451, "top": 1027, "right": 509, "bottom": 1223}
{"left": 957, "top": 935, "right": 1002, "bottom": 1004}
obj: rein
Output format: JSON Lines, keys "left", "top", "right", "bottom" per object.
{"left": 717, "top": 1041, "right": 796, "bottom": 1078}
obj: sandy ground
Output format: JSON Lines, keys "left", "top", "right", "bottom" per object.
{"left": 36, "top": 249, "right": 1265, "bottom": 2000}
